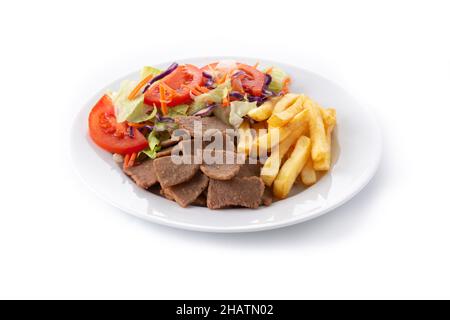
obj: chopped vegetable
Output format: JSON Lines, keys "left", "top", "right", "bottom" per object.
{"left": 229, "top": 101, "right": 257, "bottom": 128}
{"left": 167, "top": 104, "right": 189, "bottom": 117}
{"left": 142, "top": 63, "right": 178, "bottom": 94}
{"left": 128, "top": 74, "right": 154, "bottom": 100}
{"left": 140, "top": 130, "right": 161, "bottom": 159}
{"left": 266, "top": 67, "right": 289, "bottom": 94}
{"left": 193, "top": 103, "right": 218, "bottom": 117}
{"left": 140, "top": 66, "right": 162, "bottom": 80}
{"left": 189, "top": 81, "right": 231, "bottom": 115}
{"left": 128, "top": 152, "right": 137, "bottom": 167}
{"left": 159, "top": 83, "right": 168, "bottom": 115}
{"left": 112, "top": 80, "right": 157, "bottom": 123}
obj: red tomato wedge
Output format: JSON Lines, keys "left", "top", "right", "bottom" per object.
{"left": 88, "top": 95, "right": 148, "bottom": 155}
{"left": 144, "top": 64, "right": 203, "bottom": 107}
{"left": 236, "top": 63, "right": 265, "bottom": 96}
{"left": 200, "top": 62, "right": 265, "bottom": 96}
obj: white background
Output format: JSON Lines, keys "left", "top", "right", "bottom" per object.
{"left": 1, "top": 0, "right": 449, "bottom": 300}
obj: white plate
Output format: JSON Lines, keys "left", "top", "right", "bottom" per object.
{"left": 70, "top": 57, "right": 381, "bottom": 233}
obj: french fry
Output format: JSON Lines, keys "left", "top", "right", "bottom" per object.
{"left": 268, "top": 94, "right": 306, "bottom": 127}
{"left": 314, "top": 108, "right": 336, "bottom": 171}
{"left": 273, "top": 136, "right": 311, "bottom": 199}
{"left": 272, "top": 93, "right": 299, "bottom": 113}
{"left": 237, "top": 120, "right": 253, "bottom": 155}
{"left": 320, "top": 107, "right": 336, "bottom": 129}
{"left": 251, "top": 109, "right": 309, "bottom": 157}
{"left": 247, "top": 97, "right": 279, "bottom": 121}
{"left": 260, "top": 127, "right": 304, "bottom": 187}
{"left": 300, "top": 158, "right": 317, "bottom": 185}
{"left": 305, "top": 99, "right": 329, "bottom": 165}
{"left": 251, "top": 121, "right": 268, "bottom": 131}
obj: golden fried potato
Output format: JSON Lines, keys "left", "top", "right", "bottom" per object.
{"left": 260, "top": 128, "right": 304, "bottom": 187}
{"left": 247, "top": 97, "right": 279, "bottom": 122}
{"left": 237, "top": 120, "right": 253, "bottom": 155}
{"left": 251, "top": 109, "right": 309, "bottom": 157}
{"left": 300, "top": 158, "right": 317, "bottom": 185}
{"left": 305, "top": 99, "right": 329, "bottom": 165}
{"left": 314, "top": 108, "right": 336, "bottom": 171}
{"left": 273, "top": 136, "right": 311, "bottom": 199}
{"left": 320, "top": 107, "right": 337, "bottom": 129}
{"left": 251, "top": 121, "right": 268, "bottom": 131}
{"left": 272, "top": 93, "right": 300, "bottom": 113}
{"left": 268, "top": 94, "right": 306, "bottom": 127}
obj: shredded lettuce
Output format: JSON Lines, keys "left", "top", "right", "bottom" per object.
{"left": 189, "top": 81, "right": 231, "bottom": 115}
{"left": 229, "top": 101, "right": 257, "bottom": 128}
{"left": 112, "top": 80, "right": 157, "bottom": 123}
{"left": 140, "top": 130, "right": 161, "bottom": 159}
{"left": 267, "top": 67, "right": 289, "bottom": 94}
{"left": 167, "top": 104, "right": 189, "bottom": 117}
{"left": 213, "top": 107, "right": 231, "bottom": 126}
{"left": 140, "top": 66, "right": 162, "bottom": 80}
{"left": 127, "top": 103, "right": 158, "bottom": 123}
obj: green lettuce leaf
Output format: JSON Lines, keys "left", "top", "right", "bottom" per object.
{"left": 139, "top": 130, "right": 161, "bottom": 159}
{"left": 113, "top": 80, "right": 157, "bottom": 123}
{"left": 267, "top": 67, "right": 289, "bottom": 94}
{"left": 127, "top": 104, "right": 158, "bottom": 123}
{"left": 189, "top": 81, "right": 231, "bottom": 115}
{"left": 167, "top": 104, "right": 189, "bottom": 117}
{"left": 229, "top": 101, "right": 257, "bottom": 128}
{"left": 140, "top": 66, "right": 162, "bottom": 80}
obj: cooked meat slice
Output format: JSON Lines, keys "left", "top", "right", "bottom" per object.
{"left": 237, "top": 163, "right": 261, "bottom": 177}
{"left": 161, "top": 185, "right": 207, "bottom": 207}
{"left": 123, "top": 159, "right": 158, "bottom": 189}
{"left": 173, "top": 139, "right": 203, "bottom": 157}
{"left": 200, "top": 150, "right": 241, "bottom": 180}
{"left": 261, "top": 187, "right": 273, "bottom": 206}
{"left": 153, "top": 156, "right": 200, "bottom": 188}
{"left": 175, "top": 116, "right": 232, "bottom": 137}
{"left": 200, "top": 164, "right": 241, "bottom": 180}
{"left": 156, "top": 146, "right": 175, "bottom": 158}
{"left": 192, "top": 194, "right": 207, "bottom": 207}
{"left": 160, "top": 188, "right": 174, "bottom": 201}
{"left": 160, "top": 136, "right": 181, "bottom": 148}
{"left": 201, "top": 151, "right": 238, "bottom": 178}
{"left": 163, "top": 173, "right": 209, "bottom": 208}
{"left": 207, "top": 177, "right": 265, "bottom": 209}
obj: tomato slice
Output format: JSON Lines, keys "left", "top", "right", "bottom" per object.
{"left": 236, "top": 63, "right": 265, "bottom": 96}
{"left": 201, "top": 62, "right": 266, "bottom": 96}
{"left": 88, "top": 95, "right": 148, "bottom": 155}
{"left": 144, "top": 64, "right": 202, "bottom": 107}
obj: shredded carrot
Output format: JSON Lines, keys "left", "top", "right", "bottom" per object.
{"left": 195, "top": 85, "right": 210, "bottom": 94}
{"left": 123, "top": 154, "right": 131, "bottom": 169}
{"left": 160, "top": 82, "right": 176, "bottom": 97}
{"left": 128, "top": 122, "right": 146, "bottom": 128}
{"left": 191, "top": 87, "right": 203, "bottom": 96}
{"left": 253, "top": 61, "right": 260, "bottom": 69}
{"left": 216, "top": 71, "right": 230, "bottom": 84}
{"left": 266, "top": 66, "right": 273, "bottom": 74}
{"left": 128, "top": 152, "right": 137, "bottom": 167}
{"left": 222, "top": 93, "right": 230, "bottom": 107}
{"left": 159, "top": 84, "right": 168, "bottom": 115}
{"left": 128, "top": 74, "right": 154, "bottom": 100}
{"left": 281, "top": 77, "right": 291, "bottom": 94}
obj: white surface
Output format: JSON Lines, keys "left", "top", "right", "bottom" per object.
{"left": 0, "top": 0, "right": 449, "bottom": 299}
{"left": 71, "top": 57, "right": 381, "bottom": 233}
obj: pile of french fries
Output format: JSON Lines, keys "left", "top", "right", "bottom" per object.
{"left": 238, "top": 93, "right": 337, "bottom": 199}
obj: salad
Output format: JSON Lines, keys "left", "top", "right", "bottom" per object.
{"left": 88, "top": 60, "right": 336, "bottom": 209}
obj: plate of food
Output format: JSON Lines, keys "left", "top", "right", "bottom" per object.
{"left": 70, "top": 57, "right": 381, "bottom": 232}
